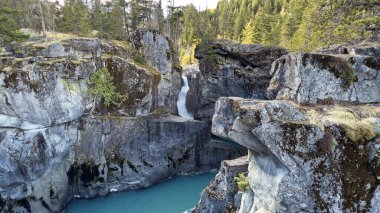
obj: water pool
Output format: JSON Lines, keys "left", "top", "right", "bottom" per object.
{"left": 65, "top": 173, "right": 215, "bottom": 213}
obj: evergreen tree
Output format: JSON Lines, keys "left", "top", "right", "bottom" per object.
{"left": 251, "top": 6, "right": 265, "bottom": 44}
{"left": 233, "top": 0, "right": 247, "bottom": 41}
{"left": 151, "top": 0, "right": 165, "bottom": 32}
{"left": 60, "top": 0, "right": 91, "bottom": 36}
{"left": 0, "top": 6, "right": 28, "bottom": 46}
{"left": 180, "top": 4, "right": 198, "bottom": 47}
{"left": 280, "top": 0, "right": 307, "bottom": 48}
{"left": 103, "top": 0, "right": 126, "bottom": 39}
{"left": 241, "top": 18, "right": 254, "bottom": 44}
{"left": 90, "top": 0, "right": 105, "bottom": 33}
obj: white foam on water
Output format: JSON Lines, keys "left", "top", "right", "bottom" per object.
{"left": 177, "top": 74, "right": 193, "bottom": 119}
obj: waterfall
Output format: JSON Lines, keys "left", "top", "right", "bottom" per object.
{"left": 177, "top": 74, "right": 193, "bottom": 119}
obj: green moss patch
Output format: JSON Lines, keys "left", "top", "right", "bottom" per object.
{"left": 323, "top": 107, "right": 379, "bottom": 142}
{"left": 304, "top": 106, "right": 380, "bottom": 142}
{"left": 37, "top": 58, "right": 67, "bottom": 66}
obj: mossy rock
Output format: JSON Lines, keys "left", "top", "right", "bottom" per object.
{"left": 302, "top": 54, "right": 356, "bottom": 90}
{"left": 305, "top": 106, "right": 380, "bottom": 142}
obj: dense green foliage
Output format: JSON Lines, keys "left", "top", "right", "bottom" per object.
{"left": 218, "top": 0, "right": 380, "bottom": 50}
{"left": 0, "top": 0, "right": 378, "bottom": 54}
{"left": 177, "top": 0, "right": 379, "bottom": 64}
{"left": 0, "top": 7, "right": 29, "bottom": 45}
{"left": 87, "top": 68, "right": 127, "bottom": 107}
{"left": 0, "top": 0, "right": 164, "bottom": 42}
{"left": 179, "top": 0, "right": 379, "bottom": 52}
{"left": 234, "top": 173, "right": 250, "bottom": 192}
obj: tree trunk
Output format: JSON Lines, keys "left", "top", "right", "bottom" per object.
{"left": 38, "top": 0, "right": 46, "bottom": 36}
{"left": 123, "top": 2, "right": 130, "bottom": 36}
{"left": 372, "top": 29, "right": 379, "bottom": 41}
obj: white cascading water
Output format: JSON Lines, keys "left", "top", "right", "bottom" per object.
{"left": 177, "top": 74, "right": 194, "bottom": 119}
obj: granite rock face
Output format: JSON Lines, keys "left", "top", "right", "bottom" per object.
{"left": 207, "top": 97, "right": 380, "bottom": 212}
{"left": 0, "top": 123, "right": 78, "bottom": 213}
{"left": 187, "top": 40, "right": 287, "bottom": 123}
{"left": 130, "top": 29, "right": 181, "bottom": 114}
{"left": 268, "top": 53, "right": 380, "bottom": 104}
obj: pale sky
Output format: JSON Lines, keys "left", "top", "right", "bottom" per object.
{"left": 55, "top": 0, "right": 220, "bottom": 11}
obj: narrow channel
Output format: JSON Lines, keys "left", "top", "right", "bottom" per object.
{"left": 65, "top": 174, "right": 214, "bottom": 213}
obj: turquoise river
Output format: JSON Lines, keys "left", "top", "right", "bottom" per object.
{"left": 66, "top": 173, "right": 215, "bottom": 213}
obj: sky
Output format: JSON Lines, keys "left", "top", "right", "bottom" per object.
{"left": 55, "top": 0, "right": 221, "bottom": 11}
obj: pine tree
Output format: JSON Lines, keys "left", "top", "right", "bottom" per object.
{"left": 280, "top": 0, "right": 307, "bottom": 48}
{"left": 233, "top": 0, "right": 247, "bottom": 41}
{"left": 0, "top": 6, "right": 28, "bottom": 46}
{"left": 180, "top": 4, "right": 198, "bottom": 47}
{"left": 60, "top": 0, "right": 91, "bottom": 36}
{"left": 90, "top": 0, "right": 104, "bottom": 32}
{"left": 251, "top": 7, "right": 264, "bottom": 44}
{"left": 151, "top": 0, "right": 165, "bottom": 32}
{"left": 130, "top": 0, "right": 142, "bottom": 31}
{"left": 241, "top": 18, "right": 254, "bottom": 44}
{"left": 103, "top": 0, "right": 125, "bottom": 39}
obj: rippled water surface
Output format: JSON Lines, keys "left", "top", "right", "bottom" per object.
{"left": 66, "top": 173, "right": 215, "bottom": 213}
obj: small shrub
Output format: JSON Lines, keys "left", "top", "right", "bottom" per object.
{"left": 234, "top": 173, "right": 250, "bottom": 192}
{"left": 132, "top": 53, "right": 146, "bottom": 65}
{"left": 87, "top": 68, "right": 127, "bottom": 107}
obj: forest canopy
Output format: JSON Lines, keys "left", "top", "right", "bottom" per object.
{"left": 0, "top": 0, "right": 379, "bottom": 57}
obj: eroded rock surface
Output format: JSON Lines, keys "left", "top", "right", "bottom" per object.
{"left": 208, "top": 97, "right": 380, "bottom": 212}
{"left": 130, "top": 29, "right": 181, "bottom": 114}
{"left": 0, "top": 37, "right": 162, "bottom": 130}
{"left": 268, "top": 53, "right": 380, "bottom": 104}
{"left": 187, "top": 40, "right": 287, "bottom": 123}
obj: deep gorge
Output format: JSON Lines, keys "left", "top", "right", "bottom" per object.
{"left": 0, "top": 28, "right": 379, "bottom": 213}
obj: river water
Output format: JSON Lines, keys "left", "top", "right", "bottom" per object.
{"left": 65, "top": 173, "right": 214, "bottom": 213}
